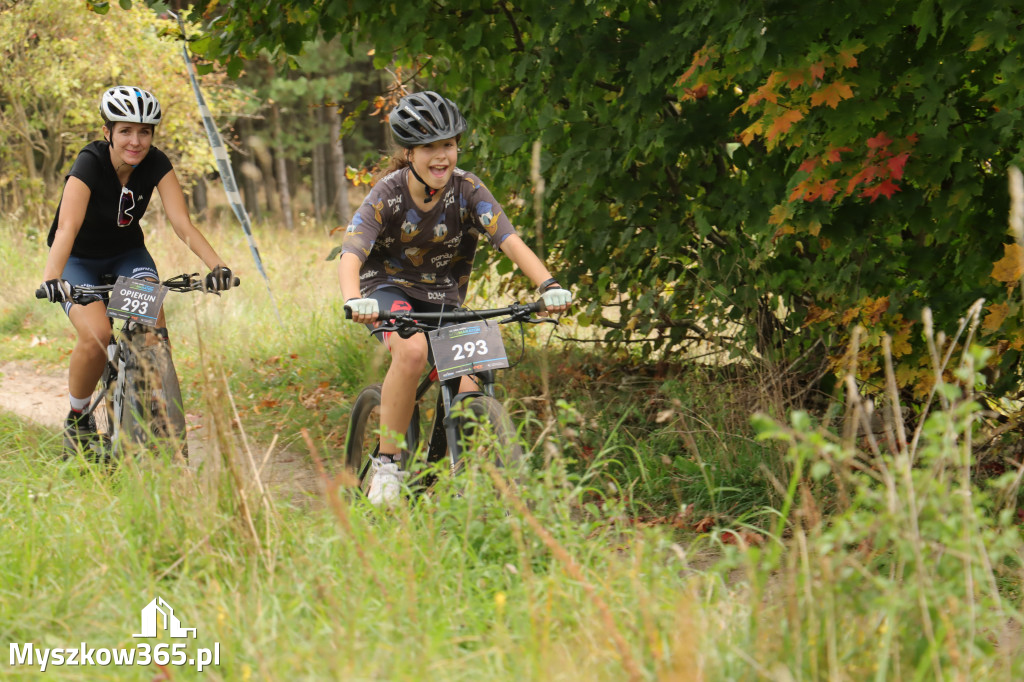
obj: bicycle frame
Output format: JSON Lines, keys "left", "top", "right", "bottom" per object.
{"left": 415, "top": 363, "right": 499, "bottom": 474}
{"left": 90, "top": 319, "right": 160, "bottom": 445}
{"left": 345, "top": 300, "right": 553, "bottom": 492}
{"left": 38, "top": 272, "right": 237, "bottom": 458}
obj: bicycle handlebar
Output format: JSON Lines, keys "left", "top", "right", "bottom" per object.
{"left": 35, "top": 273, "right": 241, "bottom": 304}
{"left": 345, "top": 300, "right": 552, "bottom": 336}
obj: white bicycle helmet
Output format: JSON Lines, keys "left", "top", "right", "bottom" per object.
{"left": 100, "top": 86, "right": 162, "bottom": 125}
{"left": 388, "top": 91, "right": 467, "bottom": 148}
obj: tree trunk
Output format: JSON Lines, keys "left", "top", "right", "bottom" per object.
{"left": 330, "top": 108, "right": 350, "bottom": 225}
{"left": 240, "top": 154, "right": 261, "bottom": 222}
{"left": 248, "top": 121, "right": 278, "bottom": 221}
{"left": 272, "top": 103, "right": 294, "bottom": 231}
{"left": 312, "top": 120, "right": 324, "bottom": 225}
{"left": 192, "top": 175, "right": 208, "bottom": 217}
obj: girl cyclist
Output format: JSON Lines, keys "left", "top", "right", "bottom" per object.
{"left": 39, "top": 85, "right": 235, "bottom": 453}
{"left": 338, "top": 90, "right": 571, "bottom": 505}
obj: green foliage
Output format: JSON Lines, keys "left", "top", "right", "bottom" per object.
{"left": 0, "top": 0, "right": 248, "bottom": 218}
{"left": 159, "top": 0, "right": 1024, "bottom": 396}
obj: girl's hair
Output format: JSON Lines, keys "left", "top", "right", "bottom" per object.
{"left": 370, "top": 132, "right": 462, "bottom": 186}
{"left": 372, "top": 140, "right": 410, "bottom": 185}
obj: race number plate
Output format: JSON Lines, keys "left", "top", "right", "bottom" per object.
{"left": 428, "top": 320, "right": 509, "bottom": 380}
{"left": 106, "top": 276, "right": 168, "bottom": 326}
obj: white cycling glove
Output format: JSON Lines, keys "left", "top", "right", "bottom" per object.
{"left": 541, "top": 287, "right": 572, "bottom": 310}
{"left": 345, "top": 297, "right": 379, "bottom": 318}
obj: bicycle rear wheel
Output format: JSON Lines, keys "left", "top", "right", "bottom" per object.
{"left": 121, "top": 339, "right": 188, "bottom": 458}
{"left": 452, "top": 395, "right": 524, "bottom": 478}
{"left": 345, "top": 383, "right": 419, "bottom": 495}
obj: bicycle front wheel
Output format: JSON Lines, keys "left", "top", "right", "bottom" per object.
{"left": 453, "top": 396, "right": 524, "bottom": 478}
{"left": 121, "top": 340, "right": 188, "bottom": 458}
{"left": 345, "top": 384, "right": 419, "bottom": 495}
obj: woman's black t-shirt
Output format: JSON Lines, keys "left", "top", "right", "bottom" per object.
{"left": 47, "top": 140, "right": 173, "bottom": 258}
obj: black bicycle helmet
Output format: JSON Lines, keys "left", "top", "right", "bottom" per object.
{"left": 388, "top": 91, "right": 467, "bottom": 148}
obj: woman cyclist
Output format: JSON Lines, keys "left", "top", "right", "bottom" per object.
{"left": 338, "top": 90, "right": 571, "bottom": 505}
{"left": 39, "top": 85, "right": 235, "bottom": 453}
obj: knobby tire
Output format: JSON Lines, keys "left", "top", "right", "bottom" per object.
{"left": 452, "top": 395, "right": 524, "bottom": 479}
{"left": 345, "top": 383, "right": 419, "bottom": 496}
{"left": 120, "top": 338, "right": 188, "bottom": 458}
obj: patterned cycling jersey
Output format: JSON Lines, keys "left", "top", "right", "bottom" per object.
{"left": 340, "top": 167, "right": 517, "bottom": 306}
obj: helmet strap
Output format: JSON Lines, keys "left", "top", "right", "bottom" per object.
{"left": 408, "top": 164, "right": 439, "bottom": 204}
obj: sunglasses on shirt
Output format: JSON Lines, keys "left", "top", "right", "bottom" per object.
{"left": 118, "top": 186, "right": 135, "bottom": 227}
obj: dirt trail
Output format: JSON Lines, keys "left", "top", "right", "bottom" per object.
{"left": 0, "top": 360, "right": 322, "bottom": 505}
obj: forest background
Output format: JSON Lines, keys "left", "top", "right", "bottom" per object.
{"left": 4, "top": 0, "right": 1024, "bottom": 401}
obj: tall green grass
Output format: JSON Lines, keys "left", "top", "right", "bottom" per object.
{"left": 3, "top": 217, "right": 1022, "bottom": 679}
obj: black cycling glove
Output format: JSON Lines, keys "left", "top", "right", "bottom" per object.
{"left": 41, "top": 279, "right": 72, "bottom": 303}
{"left": 204, "top": 266, "right": 233, "bottom": 292}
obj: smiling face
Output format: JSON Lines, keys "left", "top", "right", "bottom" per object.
{"left": 104, "top": 121, "right": 154, "bottom": 168}
{"left": 407, "top": 137, "right": 458, "bottom": 190}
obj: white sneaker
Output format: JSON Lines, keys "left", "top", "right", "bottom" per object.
{"left": 367, "top": 458, "right": 406, "bottom": 506}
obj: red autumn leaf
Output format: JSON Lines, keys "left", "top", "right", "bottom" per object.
{"left": 790, "top": 179, "right": 811, "bottom": 202}
{"left": 686, "top": 84, "right": 709, "bottom": 99}
{"left": 809, "top": 80, "right": 854, "bottom": 108}
{"left": 875, "top": 179, "right": 901, "bottom": 199}
{"left": 810, "top": 61, "right": 826, "bottom": 80}
{"left": 887, "top": 151, "right": 910, "bottom": 180}
{"left": 675, "top": 46, "right": 713, "bottom": 86}
{"left": 747, "top": 82, "right": 779, "bottom": 107}
{"left": 825, "top": 146, "right": 851, "bottom": 163}
{"left": 721, "top": 530, "right": 766, "bottom": 546}
{"left": 767, "top": 108, "right": 804, "bottom": 141}
{"left": 861, "top": 179, "right": 901, "bottom": 202}
{"left": 866, "top": 131, "right": 893, "bottom": 150}
{"left": 783, "top": 68, "right": 807, "bottom": 89}
{"left": 846, "top": 165, "right": 880, "bottom": 194}
{"left": 836, "top": 46, "right": 861, "bottom": 69}
{"left": 694, "top": 516, "right": 715, "bottom": 533}
{"left": 818, "top": 179, "right": 840, "bottom": 201}
{"left": 799, "top": 157, "right": 818, "bottom": 174}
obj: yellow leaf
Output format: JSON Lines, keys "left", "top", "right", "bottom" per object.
{"left": 983, "top": 302, "right": 1011, "bottom": 331}
{"left": 891, "top": 322, "right": 913, "bottom": 356}
{"left": 740, "top": 120, "right": 763, "bottom": 146}
{"left": 991, "top": 243, "right": 1024, "bottom": 283}
{"left": 968, "top": 32, "right": 992, "bottom": 52}
{"left": 862, "top": 296, "right": 890, "bottom": 323}
{"left": 802, "top": 304, "right": 834, "bottom": 327}
{"left": 768, "top": 202, "right": 794, "bottom": 225}
{"left": 809, "top": 80, "right": 854, "bottom": 108}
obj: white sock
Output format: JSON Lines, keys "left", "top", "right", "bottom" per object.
{"left": 69, "top": 394, "right": 90, "bottom": 412}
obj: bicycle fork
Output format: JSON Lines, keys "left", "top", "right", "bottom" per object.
{"left": 438, "top": 372, "right": 496, "bottom": 474}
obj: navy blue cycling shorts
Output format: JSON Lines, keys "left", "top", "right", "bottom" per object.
{"left": 60, "top": 247, "right": 158, "bottom": 316}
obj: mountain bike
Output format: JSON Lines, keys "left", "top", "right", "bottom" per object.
{"left": 36, "top": 273, "right": 239, "bottom": 460}
{"left": 344, "top": 301, "right": 555, "bottom": 497}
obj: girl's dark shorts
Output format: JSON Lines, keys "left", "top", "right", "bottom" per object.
{"left": 366, "top": 286, "right": 458, "bottom": 350}
{"left": 60, "top": 247, "right": 159, "bottom": 316}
